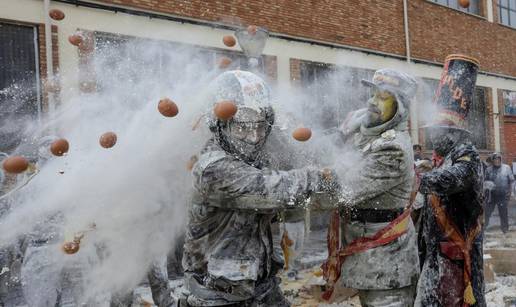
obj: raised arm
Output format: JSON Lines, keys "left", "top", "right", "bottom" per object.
{"left": 419, "top": 158, "right": 476, "bottom": 196}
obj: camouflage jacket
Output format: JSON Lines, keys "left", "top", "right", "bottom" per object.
{"left": 182, "top": 139, "right": 321, "bottom": 304}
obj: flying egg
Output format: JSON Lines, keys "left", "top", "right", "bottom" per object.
{"left": 50, "top": 138, "right": 69, "bottom": 156}
{"left": 223, "top": 35, "right": 236, "bottom": 47}
{"left": 2, "top": 156, "right": 29, "bottom": 174}
{"left": 68, "top": 34, "right": 83, "bottom": 46}
{"left": 158, "top": 98, "right": 179, "bottom": 117}
{"left": 49, "top": 9, "right": 65, "bottom": 21}
{"left": 99, "top": 132, "right": 117, "bottom": 149}
{"left": 214, "top": 101, "right": 238, "bottom": 121}
{"left": 292, "top": 127, "right": 312, "bottom": 142}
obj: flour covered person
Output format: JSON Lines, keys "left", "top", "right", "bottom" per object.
{"left": 415, "top": 55, "right": 485, "bottom": 307}
{"left": 181, "top": 71, "right": 336, "bottom": 307}
{"left": 322, "top": 69, "right": 420, "bottom": 306}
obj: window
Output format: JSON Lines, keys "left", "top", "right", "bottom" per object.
{"left": 468, "top": 87, "right": 488, "bottom": 149}
{"left": 299, "top": 61, "right": 374, "bottom": 130}
{"left": 92, "top": 32, "right": 261, "bottom": 98}
{"left": 502, "top": 90, "right": 516, "bottom": 116}
{"left": 422, "top": 79, "right": 488, "bottom": 150}
{"left": 0, "top": 22, "right": 41, "bottom": 154}
{"left": 499, "top": 0, "right": 516, "bottom": 28}
{"left": 430, "top": 0, "right": 481, "bottom": 15}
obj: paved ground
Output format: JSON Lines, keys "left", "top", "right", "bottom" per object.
{"left": 484, "top": 199, "right": 516, "bottom": 233}
{"left": 93, "top": 200, "right": 516, "bottom": 306}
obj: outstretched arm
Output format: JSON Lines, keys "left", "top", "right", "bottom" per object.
{"left": 194, "top": 155, "right": 325, "bottom": 210}
{"left": 339, "top": 142, "right": 412, "bottom": 206}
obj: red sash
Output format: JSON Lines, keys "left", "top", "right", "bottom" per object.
{"left": 320, "top": 207, "right": 412, "bottom": 300}
{"left": 428, "top": 194, "right": 481, "bottom": 306}
{"left": 321, "top": 171, "right": 420, "bottom": 301}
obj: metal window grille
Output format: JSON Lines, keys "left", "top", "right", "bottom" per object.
{"left": 0, "top": 22, "right": 40, "bottom": 153}
{"left": 422, "top": 79, "right": 488, "bottom": 150}
{"left": 499, "top": 0, "right": 516, "bottom": 28}
{"left": 93, "top": 31, "right": 257, "bottom": 93}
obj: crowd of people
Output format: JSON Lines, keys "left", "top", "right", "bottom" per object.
{"left": 1, "top": 60, "right": 514, "bottom": 307}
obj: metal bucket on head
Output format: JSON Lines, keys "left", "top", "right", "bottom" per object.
{"left": 432, "top": 54, "right": 480, "bottom": 130}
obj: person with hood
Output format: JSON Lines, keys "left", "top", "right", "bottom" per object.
{"left": 415, "top": 55, "right": 485, "bottom": 307}
{"left": 484, "top": 152, "right": 514, "bottom": 234}
{"left": 322, "top": 69, "right": 420, "bottom": 306}
{"left": 181, "top": 71, "right": 335, "bottom": 307}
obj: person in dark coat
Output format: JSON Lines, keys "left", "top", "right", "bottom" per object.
{"left": 414, "top": 54, "right": 485, "bottom": 307}
{"left": 415, "top": 135, "right": 484, "bottom": 307}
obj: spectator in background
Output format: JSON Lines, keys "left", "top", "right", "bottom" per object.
{"left": 485, "top": 153, "right": 515, "bottom": 234}
{"left": 413, "top": 144, "right": 423, "bottom": 162}
{"left": 483, "top": 155, "right": 495, "bottom": 211}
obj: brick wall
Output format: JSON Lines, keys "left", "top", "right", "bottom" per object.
{"left": 408, "top": 0, "right": 516, "bottom": 77}
{"left": 289, "top": 58, "right": 301, "bottom": 87}
{"left": 98, "top": 0, "right": 516, "bottom": 77}
{"left": 99, "top": 0, "right": 407, "bottom": 56}
{"left": 38, "top": 24, "right": 59, "bottom": 110}
{"left": 502, "top": 118, "right": 516, "bottom": 163}
{"left": 38, "top": 24, "right": 59, "bottom": 78}
{"left": 492, "top": 0, "right": 501, "bottom": 27}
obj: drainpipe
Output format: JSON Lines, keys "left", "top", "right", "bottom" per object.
{"left": 403, "top": 0, "right": 411, "bottom": 63}
{"left": 43, "top": 0, "right": 55, "bottom": 116}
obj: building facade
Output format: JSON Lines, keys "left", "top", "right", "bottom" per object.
{"left": 1, "top": 0, "right": 516, "bottom": 166}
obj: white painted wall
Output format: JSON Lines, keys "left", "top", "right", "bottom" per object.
{"left": 487, "top": 0, "right": 494, "bottom": 22}
{"left": 2, "top": 0, "right": 516, "bottom": 149}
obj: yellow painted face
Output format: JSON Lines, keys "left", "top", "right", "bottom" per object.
{"left": 365, "top": 90, "right": 398, "bottom": 127}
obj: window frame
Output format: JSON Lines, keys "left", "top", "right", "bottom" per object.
{"left": 427, "top": 0, "right": 484, "bottom": 17}
{"left": 298, "top": 60, "right": 374, "bottom": 130}
{"left": 502, "top": 89, "right": 516, "bottom": 118}
{"left": 499, "top": 0, "right": 516, "bottom": 28}
{"left": 0, "top": 21, "right": 42, "bottom": 153}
